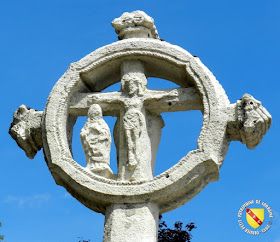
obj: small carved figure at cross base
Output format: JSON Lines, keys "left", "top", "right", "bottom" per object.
{"left": 80, "top": 104, "right": 113, "bottom": 178}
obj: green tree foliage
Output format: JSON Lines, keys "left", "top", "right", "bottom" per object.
{"left": 158, "top": 215, "right": 196, "bottom": 242}
{"left": 0, "top": 222, "right": 5, "bottom": 242}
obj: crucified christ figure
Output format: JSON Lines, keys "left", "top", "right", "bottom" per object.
{"left": 121, "top": 75, "right": 147, "bottom": 170}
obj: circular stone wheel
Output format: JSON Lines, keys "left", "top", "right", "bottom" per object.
{"left": 43, "top": 38, "right": 230, "bottom": 214}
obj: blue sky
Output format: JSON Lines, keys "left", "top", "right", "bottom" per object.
{"left": 1, "top": 0, "right": 280, "bottom": 241}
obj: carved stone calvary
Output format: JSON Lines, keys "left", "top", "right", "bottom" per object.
{"left": 9, "top": 11, "right": 272, "bottom": 242}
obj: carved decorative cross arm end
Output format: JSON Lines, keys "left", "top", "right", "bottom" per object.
{"left": 9, "top": 104, "right": 43, "bottom": 159}
{"left": 227, "top": 94, "right": 272, "bottom": 150}
{"left": 112, "top": 10, "right": 159, "bottom": 40}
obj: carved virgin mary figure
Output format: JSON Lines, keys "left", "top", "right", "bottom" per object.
{"left": 80, "top": 104, "right": 113, "bottom": 178}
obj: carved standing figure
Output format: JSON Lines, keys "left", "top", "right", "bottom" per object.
{"left": 80, "top": 104, "right": 113, "bottom": 178}
{"left": 123, "top": 109, "right": 145, "bottom": 170}
{"left": 121, "top": 74, "right": 147, "bottom": 170}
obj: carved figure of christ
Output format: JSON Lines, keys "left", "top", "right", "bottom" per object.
{"left": 70, "top": 62, "right": 202, "bottom": 181}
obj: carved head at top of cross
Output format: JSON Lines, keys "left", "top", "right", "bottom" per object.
{"left": 9, "top": 11, "right": 272, "bottom": 242}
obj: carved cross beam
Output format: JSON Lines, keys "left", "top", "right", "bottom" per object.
{"left": 69, "top": 87, "right": 202, "bottom": 117}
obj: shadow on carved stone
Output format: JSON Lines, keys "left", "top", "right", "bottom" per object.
{"left": 72, "top": 116, "right": 87, "bottom": 167}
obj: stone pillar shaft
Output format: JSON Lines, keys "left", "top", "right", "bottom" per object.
{"left": 103, "top": 203, "right": 159, "bottom": 242}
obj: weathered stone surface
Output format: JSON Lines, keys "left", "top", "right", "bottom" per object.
{"left": 112, "top": 10, "right": 159, "bottom": 40}
{"left": 9, "top": 105, "right": 42, "bottom": 159}
{"left": 42, "top": 37, "right": 231, "bottom": 211}
{"left": 9, "top": 11, "right": 272, "bottom": 242}
{"left": 238, "top": 94, "right": 272, "bottom": 149}
{"left": 104, "top": 203, "right": 159, "bottom": 242}
{"left": 80, "top": 104, "right": 113, "bottom": 178}
{"left": 226, "top": 94, "right": 272, "bottom": 149}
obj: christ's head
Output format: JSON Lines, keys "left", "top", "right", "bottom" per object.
{"left": 121, "top": 73, "right": 147, "bottom": 97}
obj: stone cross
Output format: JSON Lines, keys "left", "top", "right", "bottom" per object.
{"left": 74, "top": 59, "right": 200, "bottom": 182}
{"left": 9, "top": 11, "right": 272, "bottom": 242}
